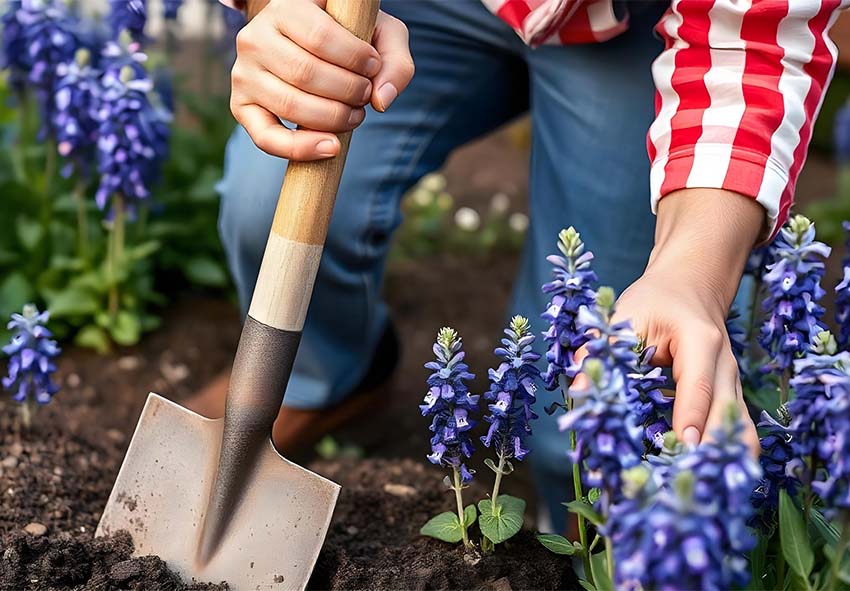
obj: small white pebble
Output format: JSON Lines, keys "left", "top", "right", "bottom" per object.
{"left": 24, "top": 522, "right": 47, "bottom": 537}
{"left": 66, "top": 373, "right": 81, "bottom": 388}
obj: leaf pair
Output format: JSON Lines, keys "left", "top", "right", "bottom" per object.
{"left": 420, "top": 495, "right": 526, "bottom": 546}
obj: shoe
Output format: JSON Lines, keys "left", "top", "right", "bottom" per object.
{"left": 184, "top": 323, "right": 401, "bottom": 456}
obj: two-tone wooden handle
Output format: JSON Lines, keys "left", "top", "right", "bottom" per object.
{"left": 247, "top": 0, "right": 382, "bottom": 333}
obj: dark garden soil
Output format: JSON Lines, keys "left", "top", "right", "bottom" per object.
{"left": 309, "top": 458, "right": 577, "bottom": 591}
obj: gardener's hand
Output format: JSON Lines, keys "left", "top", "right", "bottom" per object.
{"left": 614, "top": 188, "right": 763, "bottom": 455}
{"left": 230, "top": 0, "right": 414, "bottom": 161}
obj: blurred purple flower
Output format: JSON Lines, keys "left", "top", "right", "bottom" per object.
{"left": 758, "top": 215, "right": 830, "bottom": 374}
{"left": 163, "top": 0, "right": 183, "bottom": 20}
{"left": 2, "top": 305, "right": 61, "bottom": 407}
{"left": 788, "top": 331, "right": 850, "bottom": 516}
{"left": 51, "top": 48, "right": 100, "bottom": 178}
{"left": 835, "top": 100, "right": 850, "bottom": 163}
{"left": 559, "top": 288, "right": 644, "bottom": 510}
{"left": 540, "top": 227, "right": 596, "bottom": 390}
{"left": 420, "top": 327, "right": 479, "bottom": 484}
{"left": 609, "top": 413, "right": 760, "bottom": 591}
{"left": 481, "top": 316, "right": 540, "bottom": 461}
{"left": 108, "top": 0, "right": 147, "bottom": 42}
{"left": 94, "top": 41, "right": 171, "bottom": 214}
{"left": 836, "top": 221, "right": 850, "bottom": 350}
{"left": 1, "top": 0, "right": 78, "bottom": 123}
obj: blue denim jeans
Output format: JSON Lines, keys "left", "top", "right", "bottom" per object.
{"left": 218, "top": 0, "right": 667, "bottom": 529}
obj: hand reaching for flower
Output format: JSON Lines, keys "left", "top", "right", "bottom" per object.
{"left": 599, "top": 189, "right": 765, "bottom": 455}
{"left": 229, "top": 0, "right": 414, "bottom": 161}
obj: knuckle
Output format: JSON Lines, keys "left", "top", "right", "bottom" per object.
{"left": 234, "top": 28, "right": 256, "bottom": 54}
{"left": 274, "top": 91, "right": 295, "bottom": 118}
{"left": 331, "top": 103, "right": 353, "bottom": 127}
{"left": 306, "top": 22, "right": 331, "bottom": 50}
{"left": 290, "top": 55, "right": 315, "bottom": 86}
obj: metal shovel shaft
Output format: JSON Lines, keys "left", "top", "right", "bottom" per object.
{"left": 194, "top": 0, "right": 382, "bottom": 567}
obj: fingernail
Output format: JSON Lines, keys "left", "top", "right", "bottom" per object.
{"left": 316, "top": 139, "right": 337, "bottom": 157}
{"left": 377, "top": 83, "right": 398, "bottom": 111}
{"left": 683, "top": 426, "right": 701, "bottom": 446}
{"left": 365, "top": 57, "right": 380, "bottom": 77}
{"left": 348, "top": 109, "right": 365, "bottom": 126}
{"left": 361, "top": 82, "right": 372, "bottom": 105}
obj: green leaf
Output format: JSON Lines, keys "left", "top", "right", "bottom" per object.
{"left": 463, "top": 504, "right": 477, "bottom": 528}
{"left": 126, "top": 240, "right": 161, "bottom": 261}
{"left": 74, "top": 325, "right": 111, "bottom": 354}
{"left": 484, "top": 457, "right": 499, "bottom": 473}
{"left": 810, "top": 508, "right": 840, "bottom": 547}
{"left": 45, "top": 286, "right": 99, "bottom": 318}
{"left": 537, "top": 534, "right": 578, "bottom": 555}
{"left": 779, "top": 490, "right": 814, "bottom": 581}
{"left": 420, "top": 510, "right": 472, "bottom": 544}
{"left": 578, "top": 580, "right": 596, "bottom": 591}
{"left": 824, "top": 544, "right": 850, "bottom": 585}
{"left": 185, "top": 256, "right": 228, "bottom": 287}
{"left": 565, "top": 500, "right": 603, "bottom": 526}
{"left": 748, "top": 533, "right": 769, "bottom": 591}
{"left": 478, "top": 495, "right": 525, "bottom": 545}
{"left": 0, "top": 272, "right": 34, "bottom": 317}
{"left": 16, "top": 215, "right": 43, "bottom": 251}
{"left": 589, "top": 551, "right": 613, "bottom": 591}
{"left": 107, "top": 311, "right": 141, "bottom": 346}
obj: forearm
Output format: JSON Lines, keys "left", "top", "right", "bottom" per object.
{"left": 647, "top": 188, "right": 764, "bottom": 313}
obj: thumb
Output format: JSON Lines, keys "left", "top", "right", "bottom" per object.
{"left": 370, "top": 11, "right": 414, "bottom": 112}
{"left": 670, "top": 332, "right": 722, "bottom": 446}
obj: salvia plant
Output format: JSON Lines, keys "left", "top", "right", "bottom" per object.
{"left": 420, "top": 327, "right": 479, "bottom": 547}
{"left": 419, "top": 221, "right": 850, "bottom": 589}
{"left": 420, "top": 318, "right": 544, "bottom": 550}
{"left": 0, "top": 0, "right": 233, "bottom": 350}
{"left": 2, "top": 304, "right": 60, "bottom": 428}
{"left": 477, "top": 315, "right": 539, "bottom": 551}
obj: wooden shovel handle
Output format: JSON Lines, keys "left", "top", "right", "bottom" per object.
{"left": 247, "top": 0, "right": 381, "bottom": 332}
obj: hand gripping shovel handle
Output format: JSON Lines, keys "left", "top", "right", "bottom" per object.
{"left": 198, "top": 0, "right": 381, "bottom": 565}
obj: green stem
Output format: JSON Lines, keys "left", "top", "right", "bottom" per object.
{"left": 107, "top": 195, "right": 126, "bottom": 317}
{"left": 605, "top": 536, "right": 614, "bottom": 582}
{"left": 73, "top": 181, "right": 90, "bottom": 263}
{"left": 12, "top": 89, "right": 32, "bottom": 183}
{"left": 745, "top": 277, "right": 762, "bottom": 347}
{"left": 828, "top": 513, "right": 850, "bottom": 591}
{"left": 491, "top": 452, "right": 506, "bottom": 506}
{"left": 780, "top": 371, "right": 790, "bottom": 406}
{"left": 452, "top": 466, "right": 470, "bottom": 548}
{"left": 561, "top": 373, "right": 592, "bottom": 584}
{"left": 777, "top": 547, "right": 785, "bottom": 590}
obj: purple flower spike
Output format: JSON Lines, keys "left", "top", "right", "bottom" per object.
{"left": 51, "top": 48, "right": 100, "bottom": 178}
{"left": 94, "top": 41, "right": 171, "bottom": 215}
{"left": 1, "top": 0, "right": 79, "bottom": 125}
{"left": 558, "top": 287, "right": 644, "bottom": 511}
{"left": 608, "top": 411, "right": 761, "bottom": 591}
{"left": 420, "top": 327, "right": 478, "bottom": 484}
{"left": 835, "top": 221, "right": 850, "bottom": 350}
{"left": 788, "top": 331, "right": 850, "bottom": 517}
{"left": 3, "top": 304, "right": 61, "bottom": 413}
{"left": 540, "top": 227, "right": 597, "bottom": 390}
{"left": 481, "top": 316, "right": 541, "bottom": 461}
{"left": 758, "top": 215, "right": 830, "bottom": 374}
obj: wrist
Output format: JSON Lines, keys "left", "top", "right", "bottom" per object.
{"left": 646, "top": 188, "right": 765, "bottom": 311}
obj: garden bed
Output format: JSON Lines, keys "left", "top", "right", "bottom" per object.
{"left": 0, "top": 266, "right": 572, "bottom": 590}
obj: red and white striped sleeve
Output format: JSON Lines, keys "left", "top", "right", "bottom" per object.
{"left": 648, "top": 0, "right": 847, "bottom": 239}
